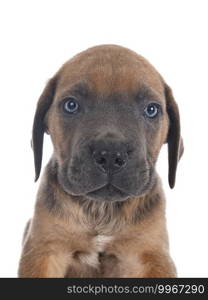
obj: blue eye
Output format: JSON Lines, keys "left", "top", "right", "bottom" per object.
{"left": 63, "top": 97, "right": 79, "bottom": 113}
{"left": 144, "top": 103, "right": 159, "bottom": 118}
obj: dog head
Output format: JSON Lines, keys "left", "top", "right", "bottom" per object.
{"left": 32, "top": 45, "right": 183, "bottom": 202}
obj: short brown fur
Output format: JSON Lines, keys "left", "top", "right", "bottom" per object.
{"left": 18, "top": 45, "right": 182, "bottom": 277}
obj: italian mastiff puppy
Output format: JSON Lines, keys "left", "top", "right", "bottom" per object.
{"left": 18, "top": 45, "right": 183, "bottom": 277}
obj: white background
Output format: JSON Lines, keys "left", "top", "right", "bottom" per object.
{"left": 0, "top": 0, "right": 207, "bottom": 277}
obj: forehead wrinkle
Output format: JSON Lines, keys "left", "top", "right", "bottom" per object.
{"left": 55, "top": 81, "right": 90, "bottom": 100}
{"left": 70, "top": 81, "right": 89, "bottom": 96}
{"left": 136, "top": 85, "right": 165, "bottom": 104}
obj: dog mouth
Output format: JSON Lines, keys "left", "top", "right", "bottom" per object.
{"left": 59, "top": 161, "right": 154, "bottom": 202}
{"left": 86, "top": 184, "right": 129, "bottom": 202}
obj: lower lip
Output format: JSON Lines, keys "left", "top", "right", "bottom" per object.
{"left": 86, "top": 184, "right": 129, "bottom": 201}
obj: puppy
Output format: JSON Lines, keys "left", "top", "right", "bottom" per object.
{"left": 18, "top": 45, "right": 183, "bottom": 277}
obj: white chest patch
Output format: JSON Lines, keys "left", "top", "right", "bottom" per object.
{"left": 79, "top": 235, "right": 113, "bottom": 268}
{"left": 94, "top": 235, "right": 113, "bottom": 252}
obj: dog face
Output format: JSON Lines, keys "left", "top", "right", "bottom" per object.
{"left": 32, "top": 45, "right": 183, "bottom": 202}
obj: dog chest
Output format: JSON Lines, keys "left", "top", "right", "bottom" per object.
{"left": 76, "top": 235, "right": 113, "bottom": 269}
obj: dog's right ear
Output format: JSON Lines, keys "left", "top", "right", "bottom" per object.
{"left": 32, "top": 76, "right": 57, "bottom": 181}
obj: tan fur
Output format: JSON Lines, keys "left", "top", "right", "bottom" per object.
{"left": 18, "top": 45, "right": 181, "bottom": 278}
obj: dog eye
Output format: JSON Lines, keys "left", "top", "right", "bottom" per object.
{"left": 63, "top": 97, "right": 79, "bottom": 113}
{"left": 144, "top": 103, "right": 159, "bottom": 118}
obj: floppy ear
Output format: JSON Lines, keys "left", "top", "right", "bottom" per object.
{"left": 32, "top": 76, "right": 57, "bottom": 181}
{"left": 165, "top": 83, "right": 184, "bottom": 189}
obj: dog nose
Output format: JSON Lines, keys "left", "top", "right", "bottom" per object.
{"left": 92, "top": 148, "right": 127, "bottom": 174}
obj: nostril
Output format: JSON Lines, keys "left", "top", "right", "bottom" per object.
{"left": 93, "top": 150, "right": 108, "bottom": 171}
{"left": 114, "top": 157, "right": 125, "bottom": 167}
{"left": 113, "top": 151, "right": 127, "bottom": 169}
{"left": 96, "top": 156, "right": 107, "bottom": 166}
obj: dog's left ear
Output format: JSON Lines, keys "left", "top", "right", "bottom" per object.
{"left": 165, "top": 83, "right": 184, "bottom": 189}
{"left": 32, "top": 76, "right": 57, "bottom": 182}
